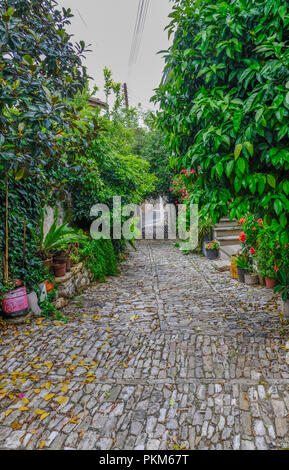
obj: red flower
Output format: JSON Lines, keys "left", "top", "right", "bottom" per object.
{"left": 274, "top": 264, "right": 281, "bottom": 272}
{"left": 249, "top": 247, "right": 255, "bottom": 255}
{"left": 252, "top": 227, "right": 256, "bottom": 231}
{"left": 239, "top": 232, "right": 247, "bottom": 242}
{"left": 238, "top": 218, "right": 245, "bottom": 225}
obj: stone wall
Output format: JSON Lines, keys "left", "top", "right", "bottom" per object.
{"left": 53, "top": 262, "right": 94, "bottom": 309}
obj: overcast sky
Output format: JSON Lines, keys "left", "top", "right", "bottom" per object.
{"left": 57, "top": 0, "right": 172, "bottom": 111}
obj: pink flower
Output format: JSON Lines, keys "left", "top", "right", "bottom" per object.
{"left": 252, "top": 227, "right": 256, "bottom": 231}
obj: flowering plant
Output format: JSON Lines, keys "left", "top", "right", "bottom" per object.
{"left": 255, "top": 227, "right": 282, "bottom": 279}
{"left": 274, "top": 269, "right": 289, "bottom": 301}
{"left": 205, "top": 240, "right": 220, "bottom": 250}
{"left": 238, "top": 215, "right": 263, "bottom": 255}
{"left": 235, "top": 254, "right": 250, "bottom": 271}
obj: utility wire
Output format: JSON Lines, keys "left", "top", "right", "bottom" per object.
{"left": 129, "top": 0, "right": 145, "bottom": 66}
{"left": 129, "top": 0, "right": 150, "bottom": 67}
{"left": 132, "top": 0, "right": 149, "bottom": 65}
{"left": 77, "top": 8, "right": 88, "bottom": 29}
{"left": 128, "top": 0, "right": 143, "bottom": 65}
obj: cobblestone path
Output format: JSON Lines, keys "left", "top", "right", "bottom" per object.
{"left": 0, "top": 240, "right": 289, "bottom": 450}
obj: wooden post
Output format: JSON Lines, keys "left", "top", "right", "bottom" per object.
{"left": 123, "top": 83, "right": 129, "bottom": 109}
{"left": 23, "top": 219, "right": 26, "bottom": 268}
{"left": 5, "top": 173, "right": 8, "bottom": 283}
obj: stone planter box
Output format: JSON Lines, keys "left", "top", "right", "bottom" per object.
{"left": 244, "top": 273, "right": 259, "bottom": 286}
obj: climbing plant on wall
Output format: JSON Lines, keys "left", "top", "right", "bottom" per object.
{"left": 0, "top": 0, "right": 89, "bottom": 285}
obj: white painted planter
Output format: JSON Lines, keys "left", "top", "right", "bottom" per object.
{"left": 27, "top": 283, "right": 47, "bottom": 316}
{"left": 27, "top": 291, "right": 41, "bottom": 315}
{"left": 39, "top": 283, "right": 47, "bottom": 302}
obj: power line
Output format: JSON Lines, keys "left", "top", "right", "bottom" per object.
{"left": 129, "top": 0, "right": 150, "bottom": 67}
{"left": 128, "top": 0, "right": 143, "bottom": 66}
{"left": 132, "top": 0, "right": 150, "bottom": 65}
{"left": 129, "top": 0, "right": 145, "bottom": 66}
{"left": 76, "top": 8, "right": 88, "bottom": 29}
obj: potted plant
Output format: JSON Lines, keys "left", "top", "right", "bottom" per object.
{"left": 258, "top": 266, "right": 277, "bottom": 289}
{"left": 30, "top": 208, "right": 87, "bottom": 276}
{"left": 54, "top": 243, "right": 79, "bottom": 272}
{"left": 69, "top": 251, "right": 81, "bottom": 267}
{"left": 274, "top": 269, "right": 289, "bottom": 317}
{"left": 198, "top": 217, "right": 213, "bottom": 255}
{"left": 244, "top": 266, "right": 259, "bottom": 286}
{"left": 205, "top": 240, "right": 220, "bottom": 260}
{"left": 236, "top": 255, "right": 249, "bottom": 283}
{"left": 52, "top": 261, "right": 66, "bottom": 278}
{"left": 1, "top": 279, "right": 29, "bottom": 319}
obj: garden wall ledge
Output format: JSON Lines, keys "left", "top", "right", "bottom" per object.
{"left": 53, "top": 262, "right": 84, "bottom": 284}
{"left": 53, "top": 262, "right": 94, "bottom": 310}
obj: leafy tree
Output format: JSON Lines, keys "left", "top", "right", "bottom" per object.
{"left": 0, "top": 0, "right": 89, "bottom": 284}
{"left": 154, "top": 0, "right": 289, "bottom": 243}
{"left": 0, "top": 0, "right": 89, "bottom": 177}
{"left": 132, "top": 112, "right": 173, "bottom": 199}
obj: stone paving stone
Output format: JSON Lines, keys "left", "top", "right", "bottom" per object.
{"left": 0, "top": 240, "right": 288, "bottom": 450}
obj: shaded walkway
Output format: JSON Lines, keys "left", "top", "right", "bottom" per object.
{"left": 0, "top": 241, "right": 288, "bottom": 449}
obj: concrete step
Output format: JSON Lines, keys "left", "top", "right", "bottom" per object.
{"left": 216, "top": 235, "right": 240, "bottom": 246}
{"left": 217, "top": 217, "right": 238, "bottom": 227}
{"left": 213, "top": 226, "right": 241, "bottom": 238}
{"left": 219, "top": 244, "right": 240, "bottom": 262}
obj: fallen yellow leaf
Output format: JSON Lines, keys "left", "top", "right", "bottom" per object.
{"left": 56, "top": 396, "right": 67, "bottom": 405}
{"left": 39, "top": 412, "right": 50, "bottom": 421}
{"left": 44, "top": 393, "right": 55, "bottom": 401}
{"left": 61, "top": 384, "right": 68, "bottom": 393}
{"left": 39, "top": 440, "right": 46, "bottom": 449}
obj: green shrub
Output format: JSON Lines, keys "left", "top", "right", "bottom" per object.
{"left": 79, "top": 239, "right": 118, "bottom": 282}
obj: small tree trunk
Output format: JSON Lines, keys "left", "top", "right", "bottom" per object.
{"left": 23, "top": 219, "right": 26, "bottom": 268}
{"left": 5, "top": 173, "right": 8, "bottom": 283}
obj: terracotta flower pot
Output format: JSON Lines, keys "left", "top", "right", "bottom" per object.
{"left": 54, "top": 255, "right": 66, "bottom": 264}
{"left": 66, "top": 258, "right": 72, "bottom": 272}
{"left": 1, "top": 286, "right": 29, "bottom": 319}
{"left": 53, "top": 263, "right": 66, "bottom": 278}
{"left": 265, "top": 278, "right": 277, "bottom": 289}
{"left": 43, "top": 280, "right": 54, "bottom": 293}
